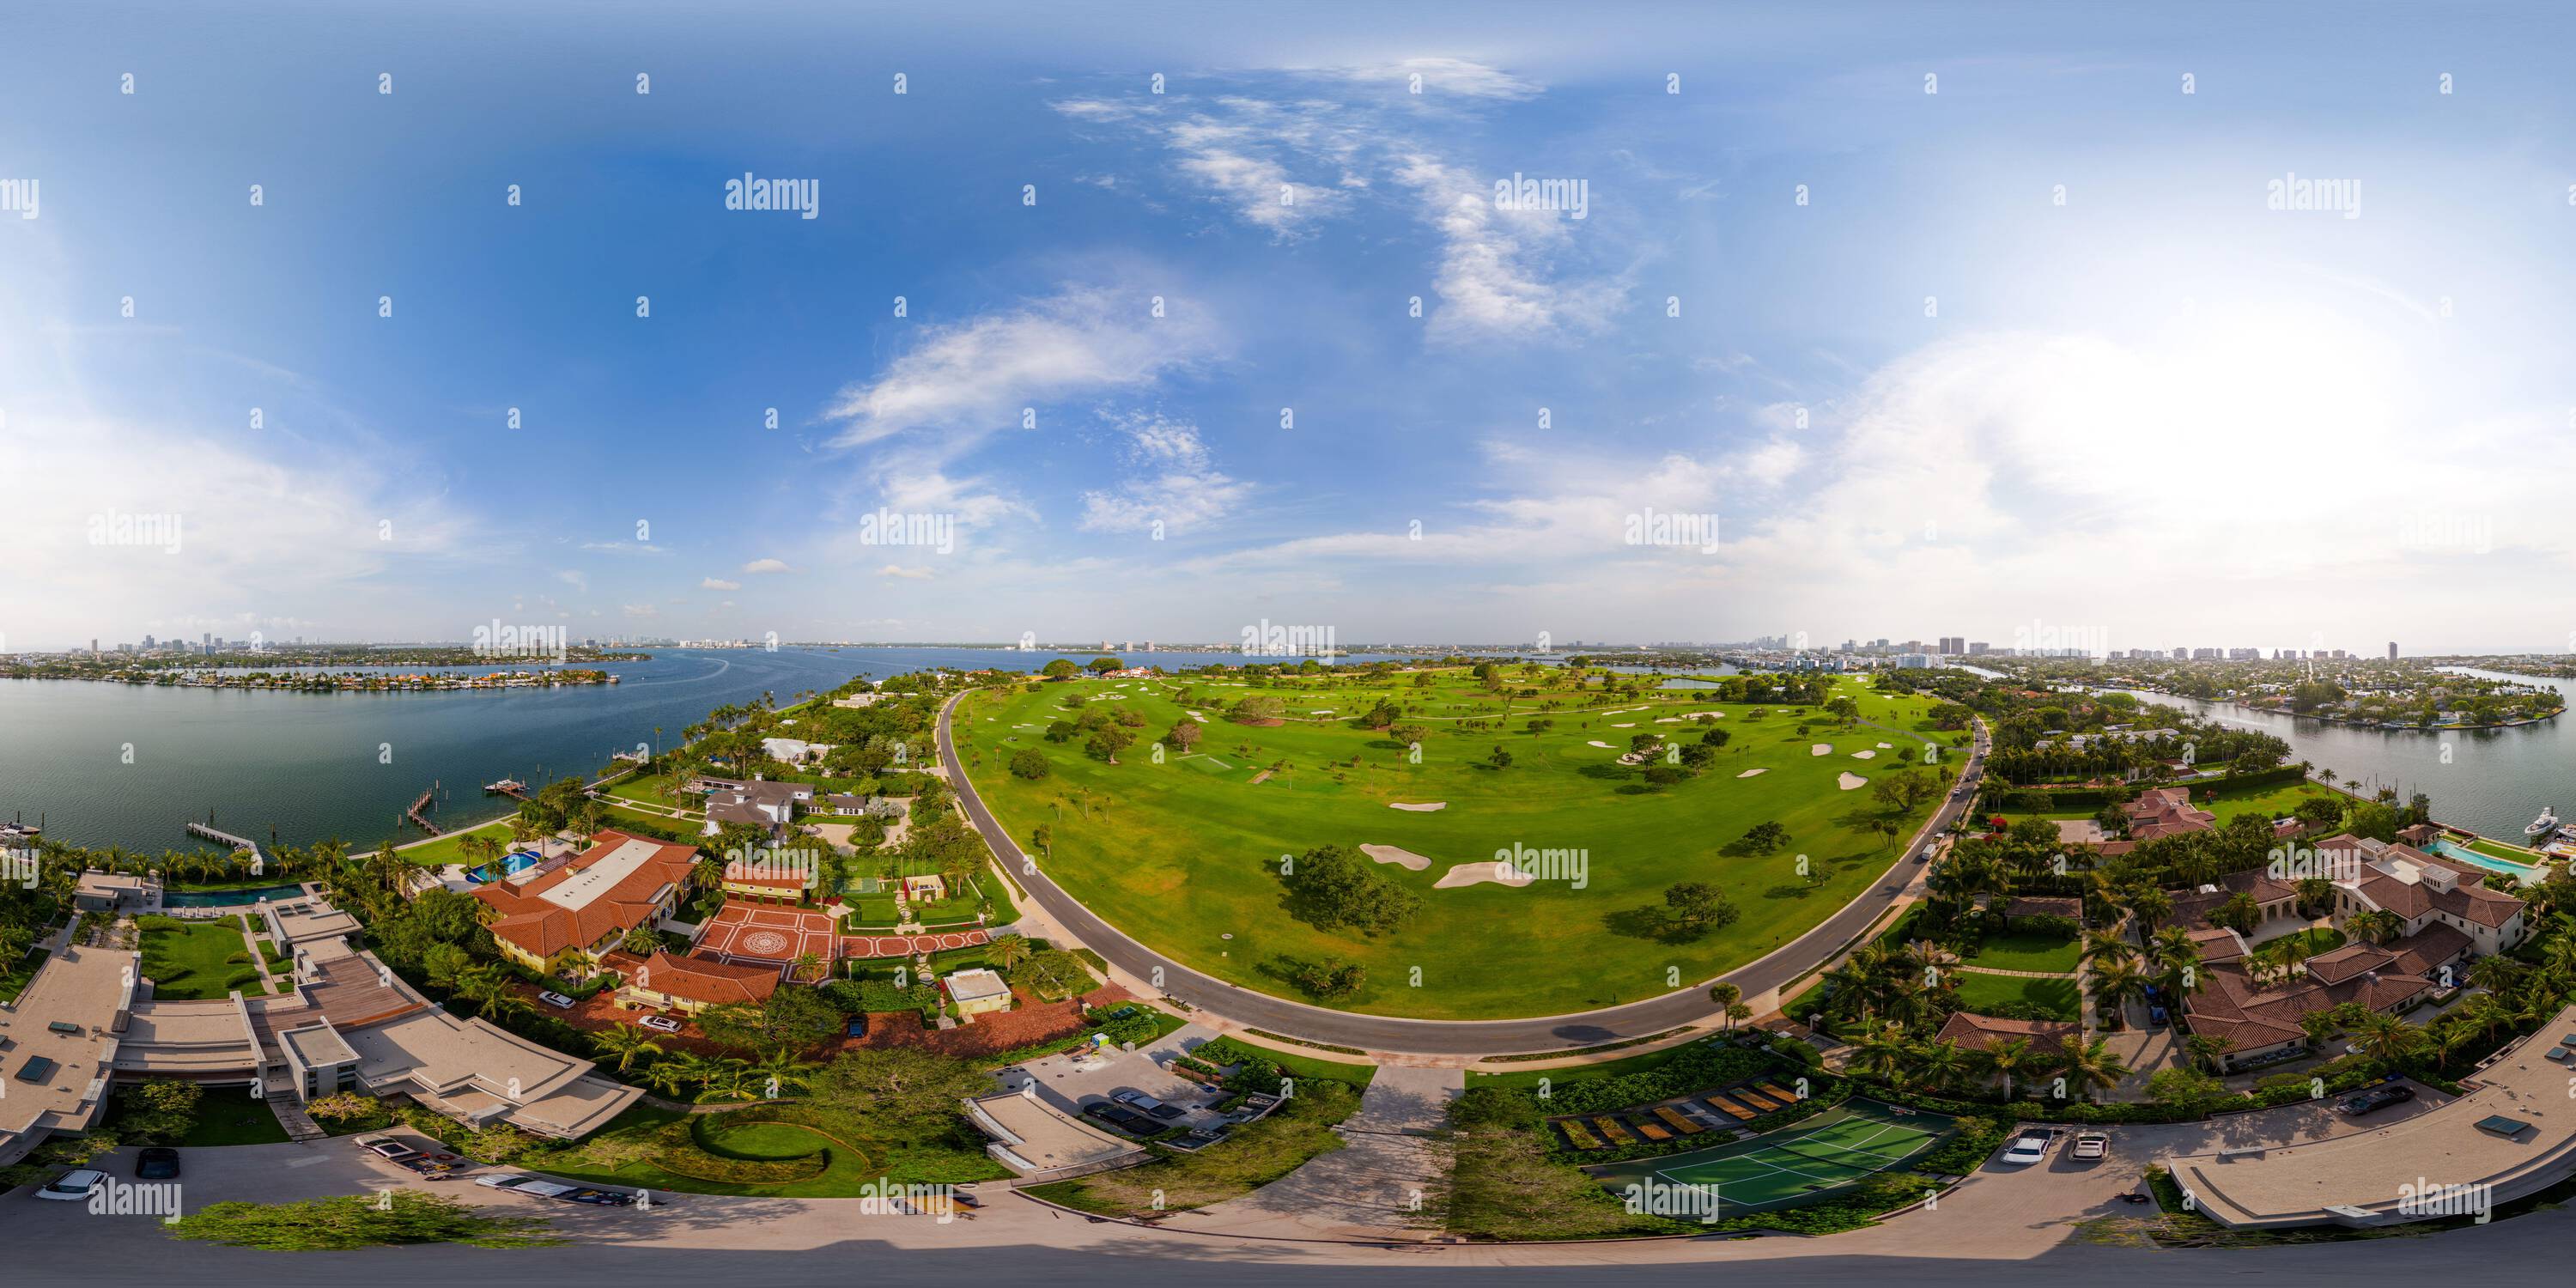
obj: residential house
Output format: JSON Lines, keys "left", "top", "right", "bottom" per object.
{"left": 470, "top": 829, "right": 701, "bottom": 973}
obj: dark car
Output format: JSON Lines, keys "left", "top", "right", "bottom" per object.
{"left": 560, "top": 1188, "right": 635, "bottom": 1206}
{"left": 1114, "top": 1091, "right": 1188, "bottom": 1121}
{"left": 2337, "top": 1085, "right": 2415, "bottom": 1116}
{"left": 1084, "top": 1103, "right": 1153, "bottom": 1133}
{"left": 2148, "top": 1005, "right": 2169, "bottom": 1027}
{"left": 134, "top": 1148, "right": 180, "bottom": 1180}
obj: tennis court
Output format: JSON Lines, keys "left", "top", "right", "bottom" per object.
{"left": 1586, "top": 1097, "right": 1956, "bottom": 1214}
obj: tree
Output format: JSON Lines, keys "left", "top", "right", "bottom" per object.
{"left": 1230, "top": 695, "right": 1286, "bottom": 723}
{"left": 806, "top": 1046, "right": 994, "bottom": 1139}
{"left": 620, "top": 925, "right": 663, "bottom": 957}
{"left": 1167, "top": 721, "right": 1202, "bottom": 751}
{"left": 1041, "top": 659, "right": 1079, "bottom": 680}
{"left": 2087, "top": 958, "right": 2146, "bottom": 1030}
{"left": 1739, "top": 821, "right": 1789, "bottom": 854}
{"left": 1978, "top": 1036, "right": 2038, "bottom": 1099}
{"left": 2146, "top": 1066, "right": 2228, "bottom": 1109}
{"left": 1278, "top": 844, "right": 1422, "bottom": 936}
{"left": 588, "top": 1025, "right": 664, "bottom": 1072}
{"left": 2181, "top": 1032, "right": 2235, "bottom": 1073}
{"left": 1008, "top": 749, "right": 1050, "bottom": 780}
{"left": 167, "top": 1192, "right": 559, "bottom": 1251}
{"left": 1662, "top": 882, "right": 1740, "bottom": 937}
{"left": 2050, "top": 1035, "right": 2130, "bottom": 1101}
{"left": 1487, "top": 745, "right": 1513, "bottom": 769}
{"left": 1706, "top": 981, "right": 1743, "bottom": 1028}
{"left": 2208, "top": 891, "right": 2263, "bottom": 936}
{"left": 1285, "top": 957, "right": 1366, "bottom": 999}
{"left": 988, "top": 934, "right": 1033, "bottom": 970}
{"left": 1086, "top": 656, "right": 1123, "bottom": 676}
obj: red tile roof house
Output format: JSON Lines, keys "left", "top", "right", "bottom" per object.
{"left": 1933, "top": 1012, "right": 2078, "bottom": 1054}
{"left": 600, "top": 949, "right": 781, "bottom": 1015}
{"left": 2183, "top": 942, "right": 2435, "bottom": 1072}
{"left": 2317, "top": 833, "right": 2530, "bottom": 963}
{"left": 470, "top": 829, "right": 702, "bottom": 974}
{"left": 2124, "top": 787, "right": 2218, "bottom": 841}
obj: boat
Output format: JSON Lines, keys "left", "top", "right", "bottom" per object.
{"left": 483, "top": 778, "right": 526, "bottom": 794}
{"left": 2526, "top": 806, "right": 2560, "bottom": 837}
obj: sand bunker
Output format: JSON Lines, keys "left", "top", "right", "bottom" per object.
{"left": 1736, "top": 769, "right": 1768, "bottom": 778}
{"left": 1838, "top": 772, "right": 1868, "bottom": 790}
{"left": 1850, "top": 750, "right": 1877, "bottom": 760}
{"left": 1876, "top": 742, "right": 1893, "bottom": 749}
{"left": 1389, "top": 802, "right": 1448, "bottom": 812}
{"left": 1611, "top": 722, "right": 1637, "bottom": 728}
{"left": 1360, "top": 844, "right": 1431, "bottom": 872}
{"left": 1434, "top": 860, "right": 1535, "bottom": 890}
{"left": 1811, "top": 744, "right": 1833, "bottom": 756}
{"left": 1588, "top": 740, "right": 1615, "bottom": 749}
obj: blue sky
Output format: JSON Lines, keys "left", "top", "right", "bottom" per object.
{"left": 8, "top": 2, "right": 2576, "bottom": 653}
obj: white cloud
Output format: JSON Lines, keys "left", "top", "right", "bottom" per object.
{"left": 741, "top": 558, "right": 792, "bottom": 574}
{"left": 556, "top": 569, "right": 586, "bottom": 591}
{"left": 1395, "top": 154, "right": 1623, "bottom": 344}
{"left": 824, "top": 283, "right": 1221, "bottom": 451}
{"left": 876, "top": 564, "right": 933, "bottom": 580}
{"left": 621, "top": 604, "right": 659, "bottom": 617}
{"left": 1078, "top": 415, "right": 1248, "bottom": 534}
{"left": 700, "top": 577, "right": 741, "bottom": 591}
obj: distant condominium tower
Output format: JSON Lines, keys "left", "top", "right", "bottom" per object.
{"left": 2388, "top": 641, "right": 2397, "bottom": 659}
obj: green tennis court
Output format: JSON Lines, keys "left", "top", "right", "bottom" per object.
{"left": 1586, "top": 1098, "right": 1957, "bottom": 1214}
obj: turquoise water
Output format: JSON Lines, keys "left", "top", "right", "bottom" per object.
{"left": 2424, "top": 836, "right": 2548, "bottom": 884}
{"left": 162, "top": 882, "right": 307, "bottom": 908}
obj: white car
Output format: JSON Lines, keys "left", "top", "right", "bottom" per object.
{"left": 2071, "top": 1132, "right": 2110, "bottom": 1162}
{"left": 2000, "top": 1134, "right": 2052, "bottom": 1165}
{"left": 636, "top": 1014, "right": 683, "bottom": 1034}
{"left": 33, "top": 1169, "right": 106, "bottom": 1201}
{"left": 538, "top": 991, "right": 576, "bottom": 1009}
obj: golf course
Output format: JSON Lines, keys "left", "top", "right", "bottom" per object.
{"left": 952, "top": 664, "right": 1963, "bottom": 1019}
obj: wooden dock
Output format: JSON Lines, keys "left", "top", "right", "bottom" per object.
{"left": 185, "top": 821, "right": 262, "bottom": 855}
{"left": 404, "top": 784, "right": 443, "bottom": 836}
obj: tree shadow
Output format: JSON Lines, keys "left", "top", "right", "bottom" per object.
{"left": 1602, "top": 905, "right": 1705, "bottom": 945}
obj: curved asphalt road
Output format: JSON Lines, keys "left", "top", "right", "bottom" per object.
{"left": 939, "top": 693, "right": 1988, "bottom": 1055}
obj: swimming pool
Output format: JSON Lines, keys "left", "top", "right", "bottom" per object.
{"left": 2426, "top": 837, "right": 2549, "bottom": 884}
{"left": 161, "top": 882, "right": 307, "bottom": 908}
{"left": 465, "top": 850, "right": 544, "bottom": 884}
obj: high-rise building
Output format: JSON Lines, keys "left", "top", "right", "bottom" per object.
{"left": 1969, "top": 641, "right": 1990, "bottom": 655}
{"left": 1936, "top": 636, "right": 1965, "bottom": 655}
{"left": 2388, "top": 641, "right": 2398, "bottom": 659}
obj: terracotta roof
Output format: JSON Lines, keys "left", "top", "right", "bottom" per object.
{"left": 604, "top": 950, "right": 779, "bottom": 1007}
{"left": 2183, "top": 961, "right": 2430, "bottom": 1053}
{"left": 1934, "top": 1012, "right": 2079, "bottom": 1053}
{"left": 472, "top": 830, "right": 698, "bottom": 958}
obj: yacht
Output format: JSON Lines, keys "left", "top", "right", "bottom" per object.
{"left": 2527, "top": 805, "right": 2560, "bottom": 838}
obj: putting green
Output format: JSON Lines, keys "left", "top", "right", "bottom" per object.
{"left": 1586, "top": 1098, "right": 1954, "bottom": 1214}
{"left": 957, "top": 667, "right": 1959, "bottom": 1018}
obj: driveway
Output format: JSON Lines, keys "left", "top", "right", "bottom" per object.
{"left": 1002, "top": 1022, "right": 1231, "bottom": 1129}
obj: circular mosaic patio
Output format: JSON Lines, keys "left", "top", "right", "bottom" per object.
{"left": 738, "top": 929, "right": 793, "bottom": 957}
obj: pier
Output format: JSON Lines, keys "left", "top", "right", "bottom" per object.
{"left": 404, "top": 783, "right": 443, "bottom": 836}
{"left": 185, "top": 821, "right": 263, "bottom": 857}
{"left": 483, "top": 778, "right": 529, "bottom": 799}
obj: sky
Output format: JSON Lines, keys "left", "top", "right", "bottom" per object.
{"left": 6, "top": 1, "right": 2576, "bottom": 654}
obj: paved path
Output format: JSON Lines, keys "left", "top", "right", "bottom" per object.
{"left": 937, "top": 696, "right": 1992, "bottom": 1055}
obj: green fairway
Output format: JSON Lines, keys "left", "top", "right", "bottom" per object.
{"left": 1584, "top": 1098, "right": 1955, "bottom": 1214}
{"left": 956, "top": 668, "right": 1957, "bottom": 1019}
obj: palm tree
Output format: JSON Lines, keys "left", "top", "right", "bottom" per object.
{"left": 1907, "top": 1037, "right": 1970, "bottom": 1093}
{"left": 1706, "top": 981, "right": 1743, "bottom": 1030}
{"left": 2181, "top": 1032, "right": 2235, "bottom": 1073}
{"left": 2346, "top": 909, "right": 2404, "bottom": 946}
{"left": 2468, "top": 954, "right": 2526, "bottom": 996}
{"left": 788, "top": 951, "right": 826, "bottom": 985}
{"left": 1979, "top": 1036, "right": 2038, "bottom": 1100}
{"left": 2087, "top": 958, "right": 2147, "bottom": 1030}
{"left": 1847, "top": 1022, "right": 1911, "bottom": 1084}
{"left": 989, "top": 935, "right": 1034, "bottom": 972}
{"left": 2299, "top": 1009, "right": 2341, "bottom": 1052}
{"left": 620, "top": 925, "right": 664, "bottom": 958}
{"left": 2146, "top": 927, "right": 2204, "bottom": 1000}
{"left": 750, "top": 1048, "right": 821, "bottom": 1097}
{"left": 2081, "top": 929, "right": 2137, "bottom": 969}
{"left": 590, "top": 1025, "right": 664, "bottom": 1072}
{"left": 547, "top": 946, "right": 598, "bottom": 984}
{"left": 644, "top": 1054, "right": 697, "bottom": 1099}
{"left": 2127, "top": 885, "right": 2174, "bottom": 939}
{"left": 2350, "top": 1011, "right": 2427, "bottom": 1065}
{"left": 2051, "top": 1035, "right": 2130, "bottom": 1102}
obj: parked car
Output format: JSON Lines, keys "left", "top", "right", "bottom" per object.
{"left": 2000, "top": 1133, "right": 2052, "bottom": 1165}
{"left": 636, "top": 1014, "right": 683, "bottom": 1034}
{"left": 134, "top": 1147, "right": 181, "bottom": 1180}
{"left": 476, "top": 1174, "right": 542, "bottom": 1190}
{"left": 2148, "top": 1005, "right": 2170, "bottom": 1027}
{"left": 398, "top": 1157, "right": 468, "bottom": 1181}
{"left": 352, "top": 1133, "right": 422, "bottom": 1162}
{"left": 2337, "top": 1085, "right": 2415, "bottom": 1116}
{"left": 2070, "top": 1132, "right": 2109, "bottom": 1162}
{"left": 1114, "top": 1091, "right": 1188, "bottom": 1121}
{"left": 538, "top": 991, "right": 576, "bottom": 1010}
{"left": 1084, "top": 1103, "right": 1153, "bottom": 1133}
{"left": 33, "top": 1170, "right": 106, "bottom": 1201}
{"left": 558, "top": 1187, "right": 635, "bottom": 1206}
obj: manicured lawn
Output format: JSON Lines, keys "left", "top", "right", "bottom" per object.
{"left": 137, "top": 916, "right": 261, "bottom": 1000}
{"left": 179, "top": 1102, "right": 295, "bottom": 1147}
{"left": 2464, "top": 835, "right": 2544, "bottom": 863}
{"left": 1204, "top": 1036, "right": 1379, "bottom": 1088}
{"left": 1949, "top": 972, "right": 2081, "bottom": 1021}
{"left": 0, "top": 947, "right": 49, "bottom": 1003}
{"left": 957, "top": 671, "right": 1955, "bottom": 1019}
{"left": 1467, "top": 1042, "right": 1691, "bottom": 1091}
{"left": 394, "top": 818, "right": 519, "bottom": 868}
{"left": 2195, "top": 780, "right": 2339, "bottom": 826}
{"left": 1969, "top": 928, "right": 2081, "bottom": 973}
{"left": 605, "top": 772, "right": 686, "bottom": 810}
{"left": 526, "top": 1103, "right": 1006, "bottom": 1197}
{"left": 2259, "top": 926, "right": 2346, "bottom": 957}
